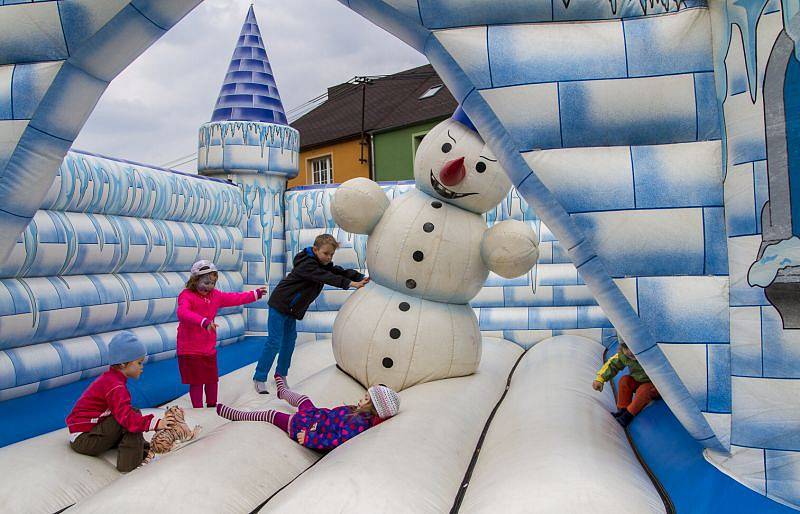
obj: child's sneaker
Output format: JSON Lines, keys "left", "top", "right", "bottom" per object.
{"left": 253, "top": 380, "right": 269, "bottom": 394}
{"left": 615, "top": 410, "right": 634, "bottom": 427}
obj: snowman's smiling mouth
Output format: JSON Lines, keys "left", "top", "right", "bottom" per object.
{"left": 429, "top": 170, "right": 478, "bottom": 199}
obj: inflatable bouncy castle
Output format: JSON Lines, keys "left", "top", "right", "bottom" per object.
{"left": 1, "top": 1, "right": 800, "bottom": 513}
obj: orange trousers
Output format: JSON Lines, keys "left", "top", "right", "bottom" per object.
{"left": 617, "top": 375, "right": 660, "bottom": 416}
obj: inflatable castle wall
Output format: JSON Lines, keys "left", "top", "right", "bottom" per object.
{"left": 0, "top": 1, "right": 800, "bottom": 513}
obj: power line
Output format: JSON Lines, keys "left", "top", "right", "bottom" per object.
{"left": 160, "top": 153, "right": 196, "bottom": 167}
{"left": 159, "top": 154, "right": 197, "bottom": 168}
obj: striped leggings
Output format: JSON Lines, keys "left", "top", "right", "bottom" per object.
{"left": 216, "top": 376, "right": 314, "bottom": 433}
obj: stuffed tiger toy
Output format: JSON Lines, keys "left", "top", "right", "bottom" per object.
{"left": 143, "top": 406, "right": 201, "bottom": 464}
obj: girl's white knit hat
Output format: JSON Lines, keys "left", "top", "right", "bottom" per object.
{"left": 368, "top": 385, "right": 400, "bottom": 419}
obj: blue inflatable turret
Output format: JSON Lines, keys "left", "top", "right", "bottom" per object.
{"left": 198, "top": 6, "right": 298, "bottom": 333}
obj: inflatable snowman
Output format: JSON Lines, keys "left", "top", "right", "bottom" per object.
{"left": 331, "top": 107, "right": 538, "bottom": 391}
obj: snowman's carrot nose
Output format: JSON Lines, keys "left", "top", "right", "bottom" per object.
{"left": 439, "top": 157, "right": 466, "bottom": 186}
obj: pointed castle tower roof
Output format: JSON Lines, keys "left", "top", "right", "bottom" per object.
{"left": 210, "top": 6, "right": 288, "bottom": 124}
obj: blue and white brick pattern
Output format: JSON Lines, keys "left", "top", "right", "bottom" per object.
{"left": 210, "top": 5, "right": 288, "bottom": 125}
{"left": 434, "top": 5, "right": 730, "bottom": 445}
{"left": 702, "top": 1, "right": 800, "bottom": 508}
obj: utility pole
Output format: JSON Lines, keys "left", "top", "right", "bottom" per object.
{"left": 354, "top": 76, "right": 374, "bottom": 166}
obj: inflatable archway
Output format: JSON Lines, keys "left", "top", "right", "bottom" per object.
{"left": 0, "top": 1, "right": 202, "bottom": 264}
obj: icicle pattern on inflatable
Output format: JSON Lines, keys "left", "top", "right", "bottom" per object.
{"left": 0, "top": 151, "right": 245, "bottom": 401}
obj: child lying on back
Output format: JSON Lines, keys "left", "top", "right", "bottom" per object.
{"left": 217, "top": 377, "right": 399, "bottom": 451}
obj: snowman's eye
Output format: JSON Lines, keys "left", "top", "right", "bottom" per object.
{"left": 441, "top": 143, "right": 452, "bottom": 153}
{"left": 476, "top": 162, "right": 487, "bottom": 173}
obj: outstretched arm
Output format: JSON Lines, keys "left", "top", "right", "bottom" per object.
{"left": 216, "top": 287, "right": 266, "bottom": 308}
{"left": 480, "top": 220, "right": 539, "bottom": 278}
{"left": 329, "top": 264, "right": 364, "bottom": 282}
{"left": 107, "top": 385, "right": 160, "bottom": 433}
{"left": 595, "top": 355, "right": 625, "bottom": 385}
{"left": 292, "top": 259, "right": 354, "bottom": 289}
{"left": 331, "top": 178, "right": 389, "bottom": 235}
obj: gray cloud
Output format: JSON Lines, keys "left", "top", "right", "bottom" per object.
{"left": 72, "top": 0, "right": 426, "bottom": 170}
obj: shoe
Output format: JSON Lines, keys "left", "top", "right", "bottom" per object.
{"left": 615, "top": 410, "right": 634, "bottom": 428}
{"left": 611, "top": 408, "right": 626, "bottom": 418}
{"left": 253, "top": 380, "right": 269, "bottom": 394}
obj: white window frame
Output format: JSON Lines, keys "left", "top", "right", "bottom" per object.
{"left": 308, "top": 154, "right": 333, "bottom": 185}
{"left": 419, "top": 84, "right": 443, "bottom": 99}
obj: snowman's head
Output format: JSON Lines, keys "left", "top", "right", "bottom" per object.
{"left": 414, "top": 113, "right": 512, "bottom": 214}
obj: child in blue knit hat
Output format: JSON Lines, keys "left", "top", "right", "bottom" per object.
{"left": 66, "top": 332, "right": 170, "bottom": 471}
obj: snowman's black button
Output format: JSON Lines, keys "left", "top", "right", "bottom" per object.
{"left": 406, "top": 279, "right": 416, "bottom": 289}
{"left": 382, "top": 357, "right": 394, "bottom": 368}
{"left": 423, "top": 222, "right": 434, "bottom": 232}
{"left": 399, "top": 302, "right": 410, "bottom": 311}
{"left": 413, "top": 251, "right": 424, "bottom": 262}
{"left": 431, "top": 201, "right": 442, "bottom": 208}
{"left": 390, "top": 328, "right": 401, "bottom": 339}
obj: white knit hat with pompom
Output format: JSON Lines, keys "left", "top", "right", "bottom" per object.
{"left": 368, "top": 385, "right": 400, "bottom": 419}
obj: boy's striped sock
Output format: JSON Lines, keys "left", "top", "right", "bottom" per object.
{"left": 216, "top": 403, "right": 274, "bottom": 423}
{"left": 275, "top": 375, "right": 309, "bottom": 408}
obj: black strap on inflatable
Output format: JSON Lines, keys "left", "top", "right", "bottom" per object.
{"left": 248, "top": 458, "right": 321, "bottom": 514}
{"left": 449, "top": 344, "right": 675, "bottom": 514}
{"left": 604, "top": 347, "right": 676, "bottom": 514}
{"left": 621, "top": 424, "right": 676, "bottom": 514}
{"left": 449, "top": 349, "right": 527, "bottom": 513}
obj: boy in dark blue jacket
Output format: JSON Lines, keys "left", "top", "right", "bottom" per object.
{"left": 253, "top": 234, "right": 368, "bottom": 393}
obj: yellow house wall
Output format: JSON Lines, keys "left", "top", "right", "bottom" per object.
{"left": 289, "top": 138, "right": 370, "bottom": 188}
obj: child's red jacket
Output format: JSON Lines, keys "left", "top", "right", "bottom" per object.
{"left": 66, "top": 368, "right": 158, "bottom": 436}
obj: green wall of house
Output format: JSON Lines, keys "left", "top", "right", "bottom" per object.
{"left": 373, "top": 119, "right": 445, "bottom": 181}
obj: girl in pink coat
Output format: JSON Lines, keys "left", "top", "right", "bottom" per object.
{"left": 177, "top": 260, "right": 265, "bottom": 407}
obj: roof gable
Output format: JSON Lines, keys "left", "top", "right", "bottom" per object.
{"left": 291, "top": 64, "right": 456, "bottom": 150}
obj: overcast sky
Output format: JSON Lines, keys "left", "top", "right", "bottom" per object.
{"left": 72, "top": 0, "right": 427, "bottom": 171}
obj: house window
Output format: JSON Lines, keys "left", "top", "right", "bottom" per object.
{"left": 309, "top": 155, "right": 333, "bottom": 184}
{"left": 412, "top": 130, "right": 429, "bottom": 159}
{"left": 419, "top": 84, "right": 443, "bottom": 99}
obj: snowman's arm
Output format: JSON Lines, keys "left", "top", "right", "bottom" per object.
{"left": 331, "top": 178, "right": 389, "bottom": 235}
{"left": 480, "top": 220, "right": 539, "bottom": 279}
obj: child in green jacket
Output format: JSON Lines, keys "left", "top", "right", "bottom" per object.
{"left": 592, "top": 340, "right": 659, "bottom": 427}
